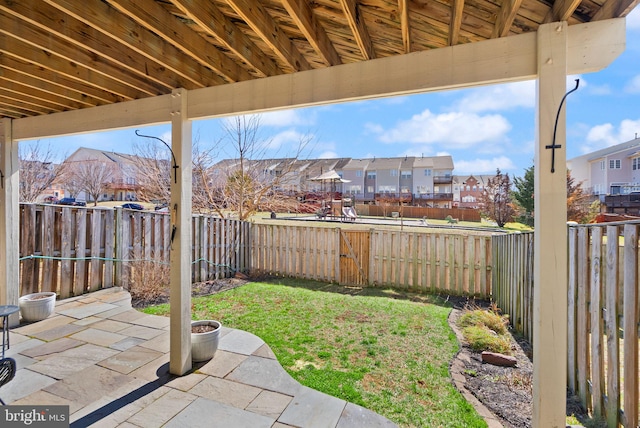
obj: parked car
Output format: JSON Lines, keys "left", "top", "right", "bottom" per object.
{"left": 121, "top": 203, "right": 144, "bottom": 210}
{"left": 58, "top": 197, "right": 86, "bottom": 207}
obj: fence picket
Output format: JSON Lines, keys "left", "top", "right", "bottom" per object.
{"left": 622, "top": 224, "right": 639, "bottom": 428}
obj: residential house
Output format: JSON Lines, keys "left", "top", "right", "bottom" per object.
{"left": 63, "top": 147, "right": 140, "bottom": 202}
{"left": 413, "top": 155, "right": 454, "bottom": 208}
{"left": 455, "top": 175, "right": 494, "bottom": 208}
{"left": 340, "top": 158, "right": 369, "bottom": 201}
{"left": 568, "top": 136, "right": 640, "bottom": 214}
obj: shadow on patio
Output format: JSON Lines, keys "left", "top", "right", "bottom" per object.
{"left": 2, "top": 288, "right": 396, "bottom": 427}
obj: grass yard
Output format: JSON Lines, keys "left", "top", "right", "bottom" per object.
{"left": 141, "top": 279, "right": 487, "bottom": 427}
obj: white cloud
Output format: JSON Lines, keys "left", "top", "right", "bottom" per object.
{"left": 625, "top": 75, "right": 640, "bottom": 93}
{"left": 453, "top": 81, "right": 536, "bottom": 113}
{"left": 627, "top": 7, "right": 640, "bottom": 30}
{"left": 267, "top": 129, "right": 306, "bottom": 149}
{"left": 454, "top": 156, "right": 516, "bottom": 174}
{"left": 258, "top": 110, "right": 313, "bottom": 127}
{"left": 318, "top": 151, "right": 338, "bottom": 159}
{"left": 375, "top": 109, "right": 511, "bottom": 148}
{"left": 582, "top": 118, "right": 640, "bottom": 152}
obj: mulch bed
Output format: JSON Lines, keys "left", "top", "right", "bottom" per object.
{"left": 448, "top": 301, "right": 589, "bottom": 428}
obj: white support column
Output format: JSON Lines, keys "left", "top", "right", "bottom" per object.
{"left": 0, "top": 118, "right": 20, "bottom": 326}
{"left": 533, "top": 22, "right": 568, "bottom": 427}
{"left": 169, "top": 89, "right": 193, "bottom": 376}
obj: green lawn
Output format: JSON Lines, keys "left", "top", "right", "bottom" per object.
{"left": 141, "top": 279, "right": 486, "bottom": 427}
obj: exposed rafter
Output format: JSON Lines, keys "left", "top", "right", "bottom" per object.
{"left": 543, "top": 0, "right": 582, "bottom": 22}
{"left": 398, "top": 0, "right": 411, "bottom": 52}
{"left": 281, "top": 0, "right": 342, "bottom": 66}
{"left": 492, "top": 0, "right": 524, "bottom": 38}
{"left": 340, "top": 0, "right": 375, "bottom": 60}
{"left": 0, "top": 1, "right": 179, "bottom": 94}
{"left": 104, "top": 0, "right": 250, "bottom": 83}
{"left": 593, "top": 0, "right": 640, "bottom": 19}
{"left": 0, "top": 17, "right": 148, "bottom": 100}
{"left": 449, "top": 0, "right": 466, "bottom": 45}
{"left": 171, "top": 0, "right": 282, "bottom": 78}
{"left": 226, "top": 0, "right": 312, "bottom": 72}
{"left": 45, "top": 0, "right": 225, "bottom": 88}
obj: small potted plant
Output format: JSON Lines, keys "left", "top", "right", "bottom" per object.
{"left": 191, "top": 320, "right": 222, "bottom": 362}
{"left": 19, "top": 292, "right": 57, "bottom": 322}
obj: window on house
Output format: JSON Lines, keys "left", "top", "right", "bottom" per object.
{"left": 356, "top": 170, "right": 363, "bottom": 177}
{"left": 600, "top": 160, "right": 605, "bottom": 170}
{"left": 390, "top": 169, "right": 398, "bottom": 177}
{"left": 367, "top": 171, "right": 376, "bottom": 179}
{"left": 401, "top": 170, "right": 412, "bottom": 179}
{"left": 633, "top": 158, "right": 638, "bottom": 170}
{"left": 424, "top": 169, "right": 432, "bottom": 176}
{"left": 609, "top": 159, "right": 621, "bottom": 169}
{"left": 367, "top": 186, "right": 374, "bottom": 193}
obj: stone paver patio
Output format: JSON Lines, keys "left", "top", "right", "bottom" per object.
{"left": 1, "top": 288, "right": 396, "bottom": 427}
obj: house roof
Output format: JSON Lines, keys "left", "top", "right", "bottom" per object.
{"left": 1, "top": 1, "right": 636, "bottom": 122}
{"left": 566, "top": 137, "right": 640, "bottom": 163}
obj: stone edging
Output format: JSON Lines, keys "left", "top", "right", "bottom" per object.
{"left": 448, "top": 308, "right": 505, "bottom": 428}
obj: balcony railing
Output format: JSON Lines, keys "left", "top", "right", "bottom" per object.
{"left": 433, "top": 176, "right": 452, "bottom": 184}
{"left": 414, "top": 193, "right": 453, "bottom": 200}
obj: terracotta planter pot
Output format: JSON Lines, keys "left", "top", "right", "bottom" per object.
{"left": 191, "top": 320, "right": 221, "bottom": 362}
{"left": 19, "top": 292, "right": 56, "bottom": 322}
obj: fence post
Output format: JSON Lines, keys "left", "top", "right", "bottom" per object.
{"left": 114, "top": 207, "right": 124, "bottom": 288}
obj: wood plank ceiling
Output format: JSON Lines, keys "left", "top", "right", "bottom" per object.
{"left": 0, "top": 0, "right": 637, "bottom": 120}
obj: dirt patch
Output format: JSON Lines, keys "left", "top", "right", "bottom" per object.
{"left": 449, "top": 307, "right": 589, "bottom": 428}
{"left": 130, "top": 277, "right": 249, "bottom": 308}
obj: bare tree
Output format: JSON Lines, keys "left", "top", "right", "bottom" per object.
{"left": 479, "top": 169, "right": 515, "bottom": 227}
{"left": 66, "top": 160, "right": 116, "bottom": 205}
{"left": 131, "top": 139, "right": 172, "bottom": 205}
{"left": 19, "top": 141, "right": 66, "bottom": 202}
{"left": 218, "top": 115, "right": 312, "bottom": 220}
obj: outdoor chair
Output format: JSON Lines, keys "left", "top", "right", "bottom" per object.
{"left": 0, "top": 357, "right": 16, "bottom": 405}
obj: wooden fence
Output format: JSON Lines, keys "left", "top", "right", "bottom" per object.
{"left": 491, "top": 232, "right": 534, "bottom": 342}
{"left": 249, "top": 223, "right": 494, "bottom": 295}
{"left": 492, "top": 225, "right": 640, "bottom": 428}
{"left": 19, "top": 204, "right": 248, "bottom": 299}
{"left": 355, "top": 204, "right": 481, "bottom": 222}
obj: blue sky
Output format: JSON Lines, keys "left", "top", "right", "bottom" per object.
{"left": 42, "top": 11, "right": 640, "bottom": 180}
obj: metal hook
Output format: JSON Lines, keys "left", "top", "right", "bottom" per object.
{"left": 135, "top": 130, "right": 180, "bottom": 183}
{"left": 546, "top": 79, "right": 580, "bottom": 173}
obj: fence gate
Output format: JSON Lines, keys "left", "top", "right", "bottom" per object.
{"left": 339, "top": 230, "right": 370, "bottom": 285}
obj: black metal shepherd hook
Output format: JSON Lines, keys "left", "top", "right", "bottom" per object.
{"left": 135, "top": 130, "right": 180, "bottom": 183}
{"left": 546, "top": 79, "right": 580, "bottom": 173}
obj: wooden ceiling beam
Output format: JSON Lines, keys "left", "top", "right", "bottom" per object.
{"left": 491, "top": 0, "right": 524, "bottom": 38}
{"left": 0, "top": 83, "right": 70, "bottom": 112}
{"left": 105, "top": 0, "right": 250, "bottom": 83}
{"left": 593, "top": 0, "right": 640, "bottom": 19}
{"left": 398, "top": 0, "right": 412, "bottom": 52}
{"left": 340, "top": 0, "right": 375, "bottom": 60}
{"left": 0, "top": 65, "right": 98, "bottom": 108}
{"left": 0, "top": 54, "right": 125, "bottom": 105}
{"left": 0, "top": 31, "right": 146, "bottom": 100}
{"left": 0, "top": 0, "right": 189, "bottom": 95}
{"left": 227, "top": 0, "right": 312, "bottom": 72}
{"left": 172, "top": 0, "right": 282, "bottom": 78}
{"left": 281, "top": 0, "right": 342, "bottom": 66}
{"left": 45, "top": 0, "right": 224, "bottom": 89}
{"left": 0, "top": 94, "right": 55, "bottom": 116}
{"left": 449, "top": 0, "right": 466, "bottom": 45}
{"left": 543, "top": 0, "right": 582, "bottom": 23}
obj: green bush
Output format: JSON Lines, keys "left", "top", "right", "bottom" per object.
{"left": 462, "top": 325, "right": 512, "bottom": 354}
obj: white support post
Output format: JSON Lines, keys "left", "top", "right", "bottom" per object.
{"left": 533, "top": 22, "right": 568, "bottom": 427}
{"left": 0, "top": 118, "right": 20, "bottom": 326}
{"left": 169, "top": 89, "right": 193, "bottom": 376}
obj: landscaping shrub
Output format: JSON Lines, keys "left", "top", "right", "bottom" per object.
{"left": 458, "top": 306, "right": 512, "bottom": 355}
{"left": 462, "top": 325, "right": 512, "bottom": 354}
{"left": 127, "top": 259, "right": 169, "bottom": 304}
